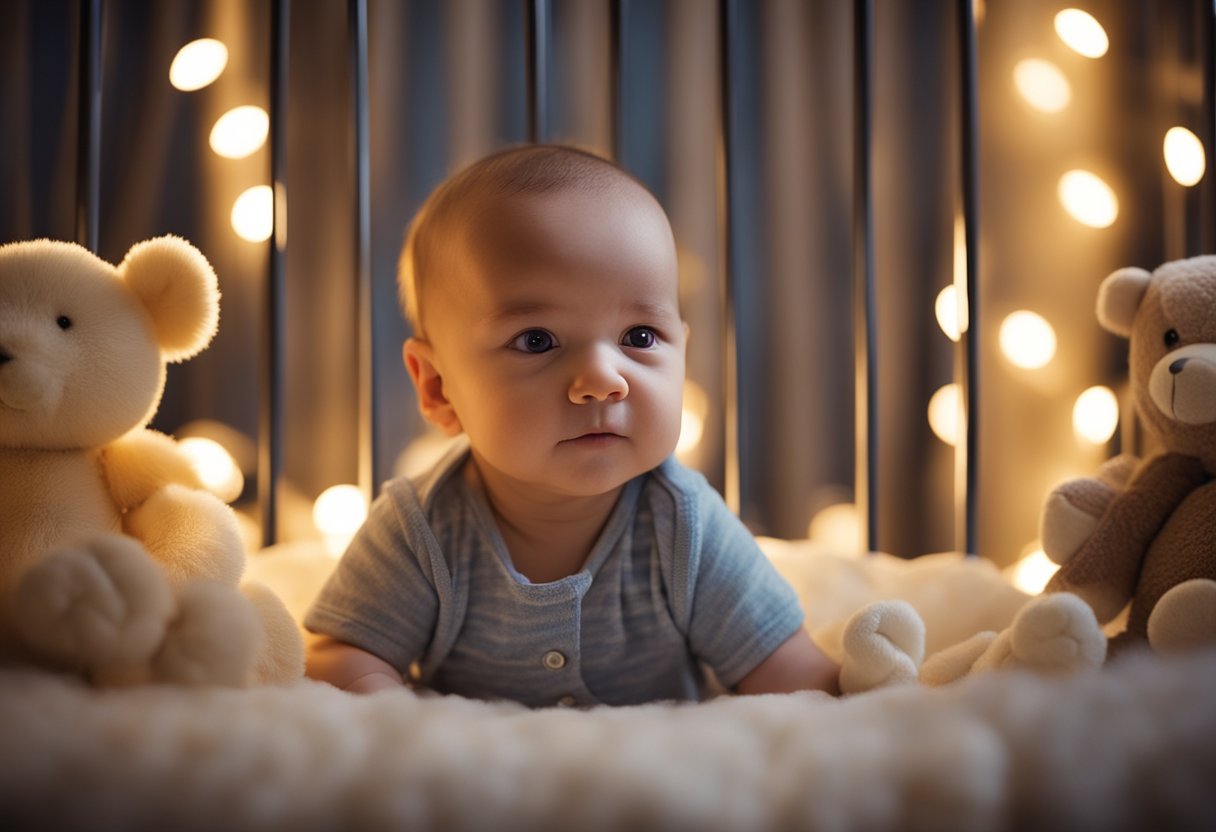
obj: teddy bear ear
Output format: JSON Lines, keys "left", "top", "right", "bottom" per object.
{"left": 118, "top": 235, "right": 221, "bottom": 362}
{"left": 1096, "top": 267, "right": 1151, "bottom": 338}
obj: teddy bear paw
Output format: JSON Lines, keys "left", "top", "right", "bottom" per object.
{"left": 151, "top": 581, "right": 263, "bottom": 687}
{"left": 1147, "top": 579, "right": 1216, "bottom": 655}
{"left": 839, "top": 600, "right": 926, "bottom": 694}
{"left": 13, "top": 533, "right": 175, "bottom": 682}
{"left": 1008, "top": 592, "right": 1106, "bottom": 672}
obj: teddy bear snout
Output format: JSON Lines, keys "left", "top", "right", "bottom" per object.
{"left": 1149, "top": 344, "right": 1216, "bottom": 425}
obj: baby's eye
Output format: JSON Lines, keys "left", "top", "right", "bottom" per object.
{"left": 1164, "top": 328, "right": 1180, "bottom": 348}
{"left": 511, "top": 329, "right": 556, "bottom": 353}
{"left": 623, "top": 327, "right": 657, "bottom": 349}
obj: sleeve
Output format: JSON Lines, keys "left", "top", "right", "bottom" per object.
{"left": 681, "top": 478, "right": 806, "bottom": 689}
{"left": 303, "top": 484, "right": 440, "bottom": 673}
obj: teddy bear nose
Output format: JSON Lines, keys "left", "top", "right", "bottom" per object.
{"left": 0, "top": 348, "right": 11, "bottom": 365}
{"left": 1170, "top": 357, "right": 1189, "bottom": 375}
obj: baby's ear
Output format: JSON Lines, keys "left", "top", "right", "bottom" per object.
{"left": 403, "top": 339, "right": 463, "bottom": 436}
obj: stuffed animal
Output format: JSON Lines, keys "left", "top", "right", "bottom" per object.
{"left": 1038, "top": 255, "right": 1216, "bottom": 656}
{"left": 837, "top": 590, "right": 1106, "bottom": 693}
{"left": 0, "top": 236, "right": 303, "bottom": 686}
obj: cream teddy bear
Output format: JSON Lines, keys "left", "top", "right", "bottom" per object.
{"left": 0, "top": 236, "right": 303, "bottom": 686}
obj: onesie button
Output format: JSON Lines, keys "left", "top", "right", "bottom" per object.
{"left": 557, "top": 695, "right": 577, "bottom": 708}
{"left": 542, "top": 650, "right": 566, "bottom": 670}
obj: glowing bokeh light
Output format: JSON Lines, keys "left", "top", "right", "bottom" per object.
{"left": 313, "top": 484, "right": 369, "bottom": 558}
{"left": 178, "top": 436, "right": 243, "bottom": 503}
{"left": 928, "top": 383, "right": 960, "bottom": 446}
{"left": 807, "top": 502, "right": 860, "bottom": 553}
{"left": 169, "top": 38, "right": 229, "bottom": 91}
{"left": 1013, "top": 58, "right": 1071, "bottom": 113}
{"left": 1164, "top": 126, "right": 1206, "bottom": 187}
{"left": 1054, "top": 9, "right": 1109, "bottom": 58}
{"left": 231, "top": 185, "right": 273, "bottom": 242}
{"left": 209, "top": 105, "right": 269, "bottom": 159}
{"left": 1007, "top": 547, "right": 1061, "bottom": 594}
{"left": 1058, "top": 170, "right": 1118, "bottom": 228}
{"left": 935, "top": 285, "right": 963, "bottom": 342}
{"left": 676, "top": 380, "right": 708, "bottom": 459}
{"left": 1072, "top": 385, "right": 1119, "bottom": 444}
{"left": 1000, "top": 311, "right": 1057, "bottom": 369}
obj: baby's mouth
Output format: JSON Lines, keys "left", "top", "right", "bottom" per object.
{"left": 565, "top": 431, "right": 624, "bottom": 443}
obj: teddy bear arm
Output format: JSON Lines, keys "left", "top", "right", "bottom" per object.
{"left": 101, "top": 429, "right": 204, "bottom": 512}
{"left": 1046, "top": 453, "right": 1208, "bottom": 621}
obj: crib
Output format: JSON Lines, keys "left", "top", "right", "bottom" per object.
{"left": 3, "top": 1, "right": 1216, "bottom": 829}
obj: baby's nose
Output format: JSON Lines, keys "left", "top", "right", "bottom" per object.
{"left": 568, "top": 347, "right": 628, "bottom": 403}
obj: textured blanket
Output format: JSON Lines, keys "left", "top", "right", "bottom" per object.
{"left": 3, "top": 543, "right": 1215, "bottom": 831}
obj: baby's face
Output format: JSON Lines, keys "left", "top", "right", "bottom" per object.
{"left": 425, "top": 184, "right": 685, "bottom": 499}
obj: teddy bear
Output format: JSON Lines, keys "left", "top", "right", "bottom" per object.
{"left": 1038, "top": 255, "right": 1216, "bottom": 656}
{"left": 836, "top": 590, "right": 1107, "bottom": 693}
{"left": 835, "top": 260, "right": 1216, "bottom": 691}
{"left": 0, "top": 235, "right": 303, "bottom": 686}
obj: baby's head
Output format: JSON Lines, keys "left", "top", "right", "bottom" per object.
{"left": 399, "top": 144, "right": 686, "bottom": 497}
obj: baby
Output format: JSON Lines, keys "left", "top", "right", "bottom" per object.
{"left": 304, "top": 144, "right": 840, "bottom": 706}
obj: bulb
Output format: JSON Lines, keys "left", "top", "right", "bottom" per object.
{"left": 1164, "top": 126, "right": 1205, "bottom": 187}
{"left": 231, "top": 185, "right": 273, "bottom": 242}
{"left": 1000, "top": 310, "right": 1057, "bottom": 369}
{"left": 1054, "top": 9, "right": 1108, "bottom": 58}
{"left": 935, "top": 285, "right": 963, "bottom": 342}
{"left": 676, "top": 379, "right": 709, "bottom": 459}
{"left": 169, "top": 39, "right": 229, "bottom": 91}
{"left": 1073, "top": 385, "right": 1119, "bottom": 444}
{"left": 1058, "top": 170, "right": 1118, "bottom": 228}
{"left": 1006, "top": 547, "right": 1060, "bottom": 595}
{"left": 807, "top": 502, "right": 860, "bottom": 552}
{"left": 928, "top": 383, "right": 960, "bottom": 446}
{"left": 178, "top": 437, "right": 243, "bottom": 503}
{"left": 210, "top": 106, "right": 269, "bottom": 159}
{"left": 1013, "top": 58, "right": 1071, "bottom": 113}
{"left": 313, "top": 484, "right": 369, "bottom": 557}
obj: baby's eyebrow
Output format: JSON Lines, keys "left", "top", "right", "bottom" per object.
{"left": 626, "top": 301, "right": 680, "bottom": 322}
{"left": 483, "top": 301, "right": 554, "bottom": 325}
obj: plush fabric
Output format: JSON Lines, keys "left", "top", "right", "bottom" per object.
{"left": 4, "top": 540, "right": 1215, "bottom": 831}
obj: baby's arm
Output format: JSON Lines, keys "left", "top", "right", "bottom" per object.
{"left": 306, "top": 633, "right": 407, "bottom": 694}
{"left": 733, "top": 629, "right": 840, "bottom": 696}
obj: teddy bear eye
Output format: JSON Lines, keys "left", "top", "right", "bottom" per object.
{"left": 1163, "top": 328, "right": 1180, "bottom": 348}
{"left": 56, "top": 315, "right": 72, "bottom": 330}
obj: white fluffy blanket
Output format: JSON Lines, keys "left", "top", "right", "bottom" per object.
{"left": 3, "top": 542, "right": 1215, "bottom": 831}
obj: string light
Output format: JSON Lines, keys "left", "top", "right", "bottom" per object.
{"left": 178, "top": 437, "right": 244, "bottom": 503}
{"left": 169, "top": 39, "right": 229, "bottom": 91}
{"left": 1058, "top": 170, "right": 1118, "bottom": 228}
{"left": 1000, "top": 311, "right": 1057, "bottom": 369}
{"left": 928, "top": 383, "right": 960, "bottom": 446}
{"left": 1013, "top": 58, "right": 1071, "bottom": 113}
{"left": 807, "top": 502, "right": 860, "bottom": 552}
{"left": 1164, "top": 126, "right": 1206, "bottom": 187}
{"left": 209, "top": 106, "right": 269, "bottom": 159}
{"left": 935, "top": 285, "right": 963, "bottom": 342}
{"left": 1073, "top": 385, "right": 1119, "bottom": 444}
{"left": 313, "top": 484, "right": 369, "bottom": 557}
{"left": 231, "top": 185, "right": 273, "bottom": 242}
{"left": 676, "top": 380, "right": 708, "bottom": 459}
{"left": 1006, "top": 546, "right": 1060, "bottom": 594}
{"left": 1054, "top": 9, "right": 1109, "bottom": 58}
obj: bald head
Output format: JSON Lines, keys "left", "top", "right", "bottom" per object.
{"left": 399, "top": 145, "right": 665, "bottom": 337}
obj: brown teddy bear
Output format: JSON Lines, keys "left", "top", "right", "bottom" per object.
{"left": 1039, "top": 255, "right": 1216, "bottom": 655}
{"left": 0, "top": 236, "right": 303, "bottom": 686}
